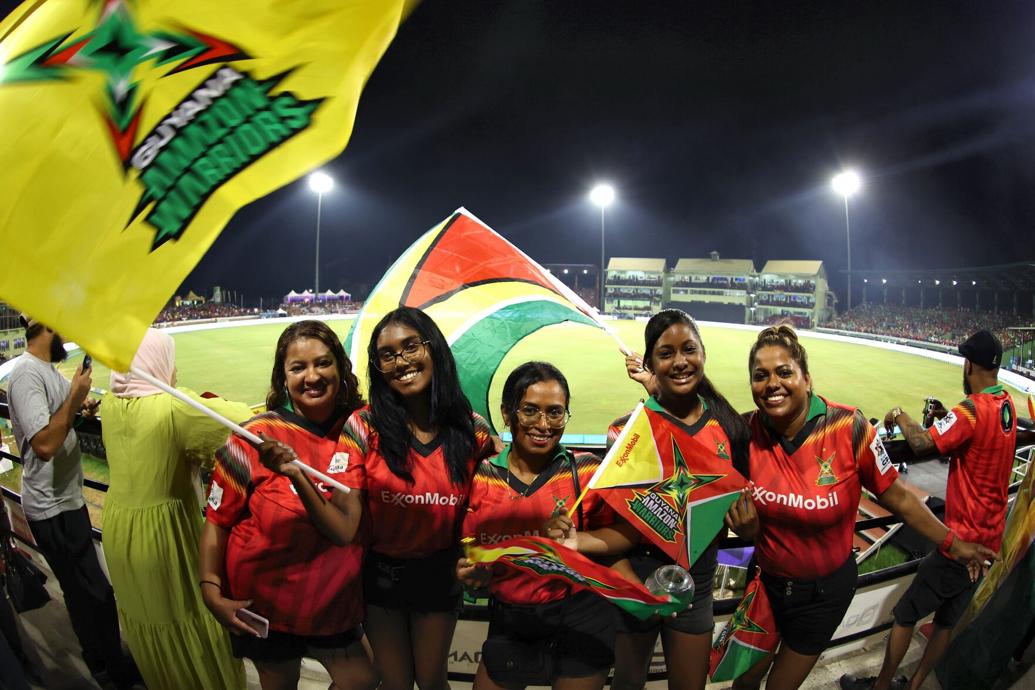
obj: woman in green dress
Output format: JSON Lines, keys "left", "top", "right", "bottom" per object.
{"left": 101, "top": 328, "right": 252, "bottom": 689}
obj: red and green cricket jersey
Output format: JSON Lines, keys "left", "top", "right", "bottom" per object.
{"left": 462, "top": 445, "right": 615, "bottom": 605}
{"left": 928, "top": 384, "right": 1016, "bottom": 554}
{"left": 205, "top": 409, "right": 363, "bottom": 636}
{"left": 747, "top": 395, "right": 898, "bottom": 580}
{"left": 336, "top": 406, "right": 494, "bottom": 558}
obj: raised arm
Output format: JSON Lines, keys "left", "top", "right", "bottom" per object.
{"left": 258, "top": 436, "right": 364, "bottom": 546}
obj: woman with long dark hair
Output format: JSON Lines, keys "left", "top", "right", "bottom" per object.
{"left": 548, "top": 308, "right": 752, "bottom": 690}
{"left": 200, "top": 320, "right": 375, "bottom": 690}
{"left": 267, "top": 307, "right": 494, "bottom": 690}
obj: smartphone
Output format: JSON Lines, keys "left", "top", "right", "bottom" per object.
{"left": 82, "top": 354, "right": 92, "bottom": 371}
{"left": 235, "top": 608, "right": 270, "bottom": 638}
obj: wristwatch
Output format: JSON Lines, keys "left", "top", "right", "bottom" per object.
{"left": 891, "top": 406, "right": 904, "bottom": 420}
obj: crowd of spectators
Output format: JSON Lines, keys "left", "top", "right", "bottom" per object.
{"left": 829, "top": 304, "right": 1034, "bottom": 350}
{"left": 155, "top": 303, "right": 253, "bottom": 323}
{"left": 759, "top": 279, "right": 816, "bottom": 294}
{"left": 763, "top": 313, "right": 812, "bottom": 329}
{"left": 279, "top": 302, "right": 360, "bottom": 317}
{"left": 606, "top": 276, "right": 662, "bottom": 287}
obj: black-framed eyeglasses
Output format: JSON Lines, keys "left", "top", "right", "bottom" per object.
{"left": 374, "top": 340, "right": 430, "bottom": 373}
{"left": 515, "top": 405, "right": 571, "bottom": 429}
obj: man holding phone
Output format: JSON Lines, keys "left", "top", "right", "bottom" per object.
{"left": 7, "top": 314, "right": 139, "bottom": 689}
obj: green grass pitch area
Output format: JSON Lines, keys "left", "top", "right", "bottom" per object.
{"left": 58, "top": 318, "right": 1027, "bottom": 437}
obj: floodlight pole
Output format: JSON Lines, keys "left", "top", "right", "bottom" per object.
{"left": 315, "top": 190, "right": 323, "bottom": 297}
{"left": 843, "top": 195, "right": 852, "bottom": 311}
{"left": 600, "top": 205, "right": 606, "bottom": 311}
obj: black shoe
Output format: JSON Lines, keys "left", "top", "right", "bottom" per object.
{"left": 840, "top": 675, "right": 875, "bottom": 690}
{"left": 839, "top": 675, "right": 908, "bottom": 690}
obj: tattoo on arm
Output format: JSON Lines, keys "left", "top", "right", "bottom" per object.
{"left": 897, "top": 413, "right": 936, "bottom": 457}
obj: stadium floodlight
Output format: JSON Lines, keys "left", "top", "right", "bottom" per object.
{"left": 863, "top": 278, "right": 868, "bottom": 283}
{"left": 583, "top": 269, "right": 588, "bottom": 274}
{"left": 589, "top": 183, "right": 617, "bottom": 310}
{"left": 952, "top": 280, "right": 958, "bottom": 286}
{"left": 830, "top": 169, "right": 862, "bottom": 310}
{"left": 881, "top": 278, "right": 887, "bottom": 284}
{"left": 563, "top": 268, "right": 569, "bottom": 274}
{"left": 971, "top": 280, "right": 977, "bottom": 286}
{"left": 308, "top": 171, "right": 334, "bottom": 296}
{"left": 935, "top": 279, "right": 940, "bottom": 286}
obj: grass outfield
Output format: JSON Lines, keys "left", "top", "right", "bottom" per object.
{"left": 55, "top": 317, "right": 1027, "bottom": 437}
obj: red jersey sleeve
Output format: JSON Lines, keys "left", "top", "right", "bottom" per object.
{"left": 205, "top": 429, "right": 257, "bottom": 529}
{"left": 472, "top": 412, "right": 495, "bottom": 460}
{"left": 336, "top": 408, "right": 372, "bottom": 491}
{"left": 606, "top": 412, "right": 632, "bottom": 450}
{"left": 853, "top": 411, "right": 898, "bottom": 496}
{"left": 929, "top": 398, "right": 977, "bottom": 456}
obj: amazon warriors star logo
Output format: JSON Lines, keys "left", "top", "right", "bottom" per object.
{"left": 627, "top": 436, "right": 724, "bottom": 542}
{"left": 0, "top": 0, "right": 321, "bottom": 249}
{"left": 816, "top": 451, "right": 838, "bottom": 487}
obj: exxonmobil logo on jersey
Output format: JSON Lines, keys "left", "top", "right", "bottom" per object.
{"left": 751, "top": 484, "right": 840, "bottom": 510}
{"left": 381, "top": 490, "right": 466, "bottom": 507}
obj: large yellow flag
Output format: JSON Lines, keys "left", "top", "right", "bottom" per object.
{"left": 0, "top": 0, "right": 410, "bottom": 370}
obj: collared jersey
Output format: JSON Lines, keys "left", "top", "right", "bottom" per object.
{"left": 462, "top": 444, "right": 615, "bottom": 605}
{"left": 928, "top": 384, "right": 1016, "bottom": 554}
{"left": 337, "top": 406, "right": 493, "bottom": 558}
{"left": 205, "top": 408, "right": 363, "bottom": 636}
{"left": 747, "top": 395, "right": 898, "bottom": 580}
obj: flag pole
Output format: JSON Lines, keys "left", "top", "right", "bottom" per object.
{"left": 128, "top": 366, "right": 351, "bottom": 494}
{"left": 567, "top": 401, "right": 644, "bottom": 518}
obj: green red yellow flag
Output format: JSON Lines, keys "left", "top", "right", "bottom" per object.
{"left": 0, "top": 0, "right": 410, "bottom": 371}
{"left": 465, "top": 535, "right": 686, "bottom": 620}
{"left": 709, "top": 569, "right": 778, "bottom": 682}
{"left": 343, "top": 208, "right": 619, "bottom": 429}
{"left": 1027, "top": 393, "right": 1034, "bottom": 421}
{"left": 584, "top": 400, "right": 747, "bottom": 568}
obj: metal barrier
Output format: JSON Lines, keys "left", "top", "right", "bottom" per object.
{"left": 1, "top": 400, "right": 1032, "bottom": 678}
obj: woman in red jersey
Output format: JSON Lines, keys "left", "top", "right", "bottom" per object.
{"left": 199, "top": 320, "right": 375, "bottom": 690}
{"left": 726, "top": 325, "right": 997, "bottom": 690}
{"left": 267, "top": 307, "right": 494, "bottom": 690}
{"left": 458, "top": 361, "right": 618, "bottom": 690}
{"left": 548, "top": 309, "right": 753, "bottom": 690}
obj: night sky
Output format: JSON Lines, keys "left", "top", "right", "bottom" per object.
{"left": 11, "top": 1, "right": 1035, "bottom": 304}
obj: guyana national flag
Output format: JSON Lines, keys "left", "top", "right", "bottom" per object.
{"left": 584, "top": 399, "right": 747, "bottom": 568}
{"left": 0, "top": 0, "right": 411, "bottom": 371}
{"left": 465, "top": 535, "right": 686, "bottom": 621}
{"left": 343, "top": 208, "right": 616, "bottom": 430}
{"left": 709, "top": 569, "right": 779, "bottom": 682}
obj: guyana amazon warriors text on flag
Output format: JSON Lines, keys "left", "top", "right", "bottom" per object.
{"left": 584, "top": 401, "right": 748, "bottom": 568}
{"left": 465, "top": 535, "right": 687, "bottom": 621}
{"left": 0, "top": 0, "right": 409, "bottom": 370}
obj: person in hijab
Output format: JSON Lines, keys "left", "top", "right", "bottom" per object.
{"left": 101, "top": 328, "right": 253, "bottom": 690}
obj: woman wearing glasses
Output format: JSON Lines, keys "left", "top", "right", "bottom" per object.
{"left": 458, "top": 361, "right": 618, "bottom": 690}
{"left": 275, "top": 307, "right": 494, "bottom": 690}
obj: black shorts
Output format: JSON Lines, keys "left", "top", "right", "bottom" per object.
{"left": 485, "top": 591, "right": 616, "bottom": 681}
{"left": 893, "top": 550, "right": 976, "bottom": 628}
{"left": 616, "top": 540, "right": 717, "bottom": 636}
{"left": 762, "top": 556, "right": 857, "bottom": 656}
{"left": 363, "top": 548, "right": 462, "bottom": 614}
{"left": 231, "top": 626, "right": 363, "bottom": 663}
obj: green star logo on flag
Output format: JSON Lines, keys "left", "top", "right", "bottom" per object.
{"left": 0, "top": 0, "right": 247, "bottom": 163}
{"left": 650, "top": 437, "right": 724, "bottom": 514}
{"left": 727, "top": 589, "right": 768, "bottom": 637}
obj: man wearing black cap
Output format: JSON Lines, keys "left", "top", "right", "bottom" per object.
{"left": 7, "top": 315, "right": 139, "bottom": 689}
{"left": 841, "top": 330, "right": 1016, "bottom": 690}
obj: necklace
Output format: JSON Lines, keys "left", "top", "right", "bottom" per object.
{"left": 507, "top": 465, "right": 534, "bottom": 499}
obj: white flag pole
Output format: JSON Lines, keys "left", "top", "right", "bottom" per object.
{"left": 129, "top": 367, "right": 351, "bottom": 494}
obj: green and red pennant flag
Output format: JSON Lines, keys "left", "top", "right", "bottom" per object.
{"left": 465, "top": 535, "right": 687, "bottom": 621}
{"left": 577, "top": 400, "right": 748, "bottom": 568}
{"left": 709, "top": 569, "right": 779, "bottom": 682}
{"left": 344, "top": 208, "right": 622, "bottom": 430}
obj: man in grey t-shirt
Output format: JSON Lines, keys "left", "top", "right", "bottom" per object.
{"left": 8, "top": 315, "right": 138, "bottom": 689}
